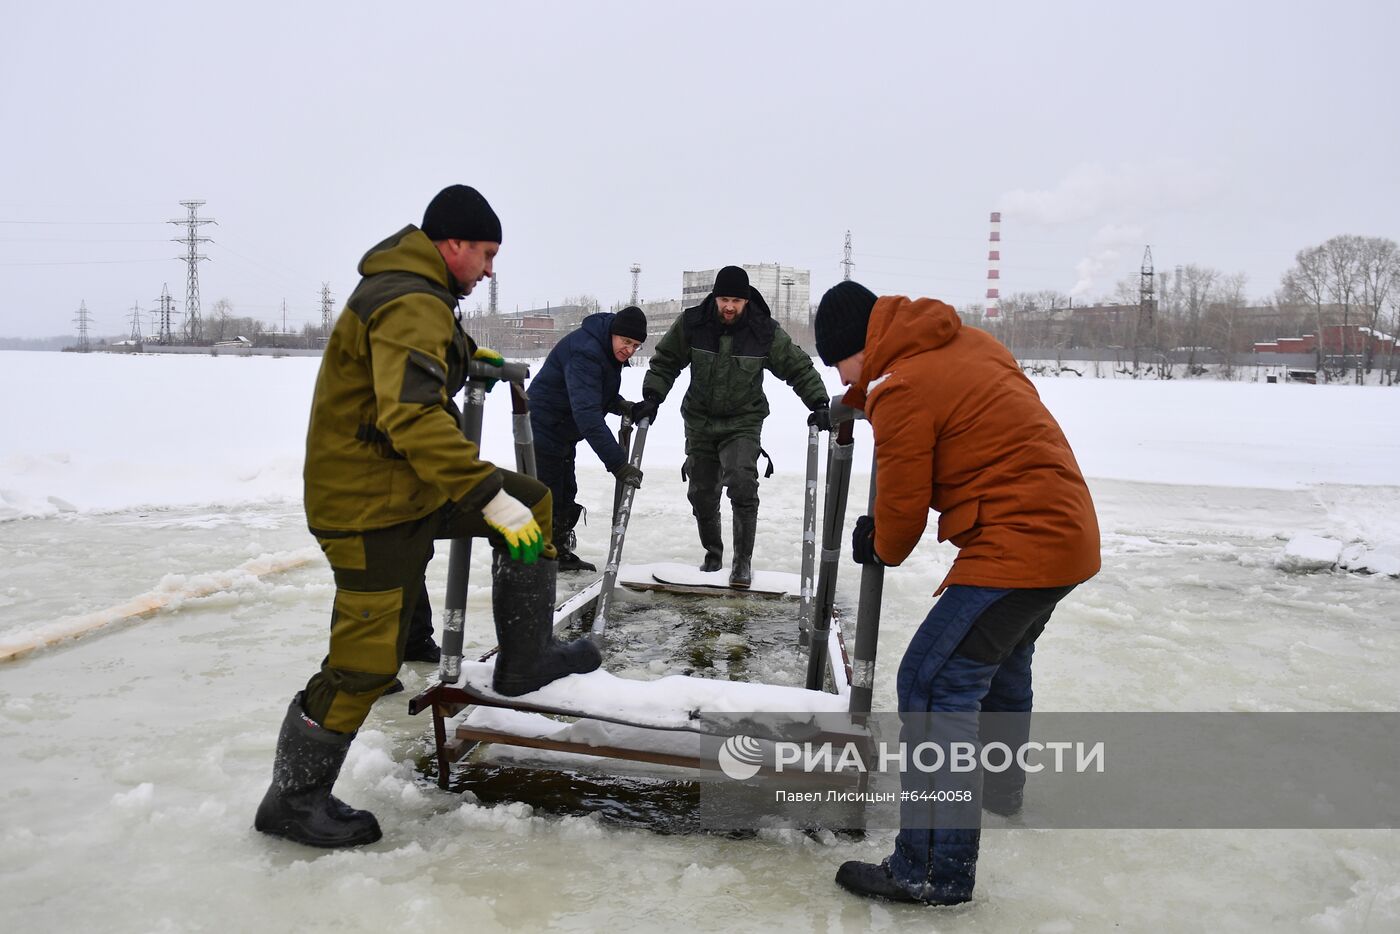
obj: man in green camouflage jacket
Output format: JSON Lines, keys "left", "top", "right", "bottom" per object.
{"left": 640, "top": 265, "right": 832, "bottom": 588}
{"left": 254, "top": 186, "right": 600, "bottom": 849}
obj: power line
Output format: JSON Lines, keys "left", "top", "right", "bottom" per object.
{"left": 0, "top": 258, "right": 171, "bottom": 267}
{"left": 0, "top": 237, "right": 173, "bottom": 243}
{"left": 0, "top": 220, "right": 167, "bottom": 226}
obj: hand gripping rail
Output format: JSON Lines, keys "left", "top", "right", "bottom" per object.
{"left": 439, "top": 357, "right": 532, "bottom": 684}
{"left": 590, "top": 417, "right": 649, "bottom": 635}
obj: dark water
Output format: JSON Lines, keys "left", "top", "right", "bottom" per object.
{"left": 417, "top": 587, "right": 846, "bottom": 830}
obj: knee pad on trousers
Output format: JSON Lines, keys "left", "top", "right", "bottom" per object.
{"left": 686, "top": 460, "right": 723, "bottom": 516}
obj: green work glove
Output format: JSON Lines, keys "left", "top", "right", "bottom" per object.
{"left": 472, "top": 346, "right": 505, "bottom": 392}
{"left": 481, "top": 490, "right": 544, "bottom": 564}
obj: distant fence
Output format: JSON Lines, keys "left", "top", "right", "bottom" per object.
{"left": 101, "top": 345, "right": 323, "bottom": 358}
{"left": 1005, "top": 347, "right": 1320, "bottom": 369}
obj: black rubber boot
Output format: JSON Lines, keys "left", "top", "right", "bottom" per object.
{"left": 729, "top": 510, "right": 755, "bottom": 589}
{"left": 555, "top": 528, "right": 597, "bottom": 573}
{"left": 981, "top": 786, "right": 1024, "bottom": 818}
{"left": 835, "top": 860, "right": 970, "bottom": 907}
{"left": 554, "top": 504, "right": 596, "bottom": 573}
{"left": 697, "top": 513, "right": 724, "bottom": 573}
{"left": 491, "top": 552, "right": 602, "bottom": 696}
{"left": 254, "top": 694, "right": 382, "bottom": 848}
{"left": 403, "top": 591, "right": 440, "bottom": 663}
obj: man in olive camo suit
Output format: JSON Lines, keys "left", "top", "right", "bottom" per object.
{"left": 641, "top": 265, "right": 832, "bottom": 589}
{"left": 254, "top": 186, "right": 600, "bottom": 849}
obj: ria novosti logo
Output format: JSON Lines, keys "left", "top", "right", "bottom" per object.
{"left": 715, "top": 733, "right": 1105, "bottom": 780}
{"left": 717, "top": 735, "right": 764, "bottom": 780}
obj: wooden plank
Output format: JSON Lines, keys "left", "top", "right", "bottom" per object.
{"left": 619, "top": 579, "right": 796, "bottom": 601}
{"left": 455, "top": 726, "right": 866, "bottom": 786}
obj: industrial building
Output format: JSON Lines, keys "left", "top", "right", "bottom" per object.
{"left": 681, "top": 263, "right": 811, "bottom": 325}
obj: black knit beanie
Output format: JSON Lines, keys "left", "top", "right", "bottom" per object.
{"left": 421, "top": 185, "right": 502, "bottom": 243}
{"left": 815, "top": 280, "right": 878, "bottom": 365}
{"left": 610, "top": 306, "right": 648, "bottom": 342}
{"left": 713, "top": 265, "right": 749, "bottom": 299}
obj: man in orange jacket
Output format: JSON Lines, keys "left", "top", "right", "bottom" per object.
{"left": 814, "top": 280, "right": 1101, "bottom": 906}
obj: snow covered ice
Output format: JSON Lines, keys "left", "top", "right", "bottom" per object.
{"left": 2, "top": 349, "right": 1399, "bottom": 931}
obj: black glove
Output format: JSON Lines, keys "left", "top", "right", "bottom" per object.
{"left": 617, "top": 399, "right": 635, "bottom": 419}
{"left": 630, "top": 396, "right": 659, "bottom": 425}
{"left": 852, "top": 514, "right": 886, "bottom": 566}
{"left": 611, "top": 463, "right": 644, "bottom": 489}
{"left": 807, "top": 404, "right": 832, "bottom": 432}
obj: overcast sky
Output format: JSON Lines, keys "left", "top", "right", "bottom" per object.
{"left": 2, "top": 1, "right": 1396, "bottom": 339}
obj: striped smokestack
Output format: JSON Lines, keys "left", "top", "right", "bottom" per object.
{"left": 985, "top": 211, "right": 1001, "bottom": 318}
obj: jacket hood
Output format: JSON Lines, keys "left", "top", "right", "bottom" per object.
{"left": 581, "top": 312, "right": 627, "bottom": 367}
{"left": 357, "top": 225, "right": 456, "bottom": 291}
{"left": 697, "top": 286, "right": 773, "bottom": 326}
{"left": 861, "top": 296, "right": 962, "bottom": 384}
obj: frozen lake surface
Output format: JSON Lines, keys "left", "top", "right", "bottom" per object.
{"left": 2, "top": 350, "right": 1398, "bottom": 931}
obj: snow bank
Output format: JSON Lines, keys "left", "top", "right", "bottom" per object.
{"left": 4, "top": 350, "right": 1400, "bottom": 523}
{"left": 1277, "top": 534, "right": 1400, "bottom": 577}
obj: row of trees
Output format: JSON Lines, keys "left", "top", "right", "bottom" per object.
{"left": 202, "top": 299, "right": 327, "bottom": 349}
{"left": 83, "top": 236, "right": 1398, "bottom": 385}
{"left": 976, "top": 235, "right": 1399, "bottom": 383}
{"left": 1280, "top": 235, "right": 1397, "bottom": 378}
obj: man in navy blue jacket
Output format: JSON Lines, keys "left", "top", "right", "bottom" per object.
{"left": 527, "top": 307, "right": 651, "bottom": 571}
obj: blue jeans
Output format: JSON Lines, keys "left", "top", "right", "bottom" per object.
{"left": 888, "top": 585, "right": 1052, "bottom": 902}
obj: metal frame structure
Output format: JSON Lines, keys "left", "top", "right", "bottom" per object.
{"left": 410, "top": 368, "right": 879, "bottom": 792}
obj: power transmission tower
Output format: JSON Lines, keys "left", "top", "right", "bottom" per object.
{"left": 842, "top": 231, "right": 854, "bottom": 281}
{"left": 1136, "top": 245, "right": 1156, "bottom": 372}
{"left": 630, "top": 263, "right": 642, "bottom": 306}
{"left": 320, "top": 283, "right": 334, "bottom": 334}
{"left": 73, "top": 300, "right": 92, "bottom": 353}
{"left": 128, "top": 301, "right": 144, "bottom": 342}
{"left": 782, "top": 276, "right": 795, "bottom": 323}
{"left": 169, "top": 200, "right": 216, "bottom": 344}
{"left": 154, "top": 283, "right": 177, "bottom": 345}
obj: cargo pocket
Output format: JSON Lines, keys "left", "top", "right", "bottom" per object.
{"left": 316, "top": 532, "right": 366, "bottom": 572}
{"left": 329, "top": 587, "right": 403, "bottom": 675}
{"left": 936, "top": 499, "right": 980, "bottom": 544}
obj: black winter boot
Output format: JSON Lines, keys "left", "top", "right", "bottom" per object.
{"left": 555, "top": 528, "right": 597, "bottom": 573}
{"left": 254, "top": 694, "right": 382, "bottom": 848}
{"left": 697, "top": 513, "right": 724, "bottom": 573}
{"left": 835, "top": 860, "right": 970, "bottom": 907}
{"left": 491, "top": 552, "right": 602, "bottom": 696}
{"left": 729, "top": 510, "right": 756, "bottom": 589}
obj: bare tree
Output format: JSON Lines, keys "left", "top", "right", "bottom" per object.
{"left": 1206, "top": 272, "right": 1249, "bottom": 379}
{"left": 558, "top": 294, "right": 601, "bottom": 331}
{"left": 1356, "top": 236, "right": 1399, "bottom": 374}
{"left": 1322, "top": 235, "right": 1364, "bottom": 379}
{"left": 1387, "top": 281, "right": 1400, "bottom": 387}
{"left": 1177, "top": 265, "right": 1219, "bottom": 375}
{"left": 1281, "top": 245, "right": 1331, "bottom": 377}
{"left": 991, "top": 290, "right": 1071, "bottom": 359}
{"left": 207, "top": 299, "right": 234, "bottom": 344}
